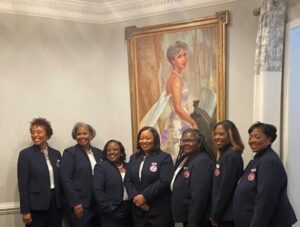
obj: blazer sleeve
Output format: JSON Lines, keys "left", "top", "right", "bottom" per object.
{"left": 250, "top": 158, "right": 283, "bottom": 227}
{"left": 188, "top": 156, "right": 214, "bottom": 227}
{"left": 141, "top": 154, "right": 173, "bottom": 203}
{"left": 211, "top": 152, "right": 243, "bottom": 222}
{"left": 17, "top": 150, "right": 31, "bottom": 214}
{"left": 124, "top": 156, "right": 139, "bottom": 200}
{"left": 93, "top": 163, "right": 118, "bottom": 214}
{"left": 60, "top": 149, "right": 81, "bottom": 207}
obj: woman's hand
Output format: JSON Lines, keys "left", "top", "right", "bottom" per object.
{"left": 141, "top": 203, "right": 150, "bottom": 211}
{"left": 191, "top": 122, "right": 198, "bottom": 129}
{"left": 210, "top": 217, "right": 219, "bottom": 227}
{"left": 74, "top": 203, "right": 84, "bottom": 218}
{"left": 133, "top": 194, "right": 146, "bottom": 207}
{"left": 22, "top": 213, "right": 32, "bottom": 225}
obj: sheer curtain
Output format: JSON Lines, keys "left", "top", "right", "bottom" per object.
{"left": 253, "top": 0, "right": 286, "bottom": 152}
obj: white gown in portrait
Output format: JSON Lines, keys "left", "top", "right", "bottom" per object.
{"left": 139, "top": 81, "right": 191, "bottom": 162}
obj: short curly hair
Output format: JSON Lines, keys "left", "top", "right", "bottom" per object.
{"left": 166, "top": 41, "right": 188, "bottom": 65}
{"left": 248, "top": 122, "right": 277, "bottom": 143}
{"left": 71, "top": 122, "right": 96, "bottom": 140}
{"left": 30, "top": 117, "right": 53, "bottom": 139}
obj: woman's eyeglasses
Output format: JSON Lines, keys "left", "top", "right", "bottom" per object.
{"left": 180, "top": 139, "right": 196, "bottom": 145}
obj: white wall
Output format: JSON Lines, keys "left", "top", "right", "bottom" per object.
{"left": 283, "top": 19, "right": 300, "bottom": 227}
{"left": 0, "top": 0, "right": 261, "bottom": 224}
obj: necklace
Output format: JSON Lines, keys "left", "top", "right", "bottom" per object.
{"left": 116, "top": 163, "right": 123, "bottom": 169}
{"left": 172, "top": 70, "right": 182, "bottom": 77}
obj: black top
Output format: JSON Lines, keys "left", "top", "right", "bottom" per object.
{"left": 18, "top": 144, "right": 62, "bottom": 214}
{"left": 211, "top": 146, "right": 243, "bottom": 222}
{"left": 124, "top": 149, "right": 173, "bottom": 217}
{"left": 93, "top": 160, "right": 128, "bottom": 215}
{"left": 233, "top": 146, "right": 297, "bottom": 227}
{"left": 60, "top": 144, "right": 103, "bottom": 208}
{"left": 172, "top": 151, "right": 214, "bottom": 227}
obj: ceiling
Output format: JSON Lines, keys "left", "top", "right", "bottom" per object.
{"left": 0, "top": 0, "right": 241, "bottom": 24}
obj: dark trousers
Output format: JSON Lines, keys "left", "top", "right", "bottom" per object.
{"left": 101, "top": 201, "right": 133, "bottom": 227}
{"left": 183, "top": 220, "right": 212, "bottom": 227}
{"left": 133, "top": 211, "right": 174, "bottom": 227}
{"left": 65, "top": 205, "right": 99, "bottom": 227}
{"left": 27, "top": 190, "right": 62, "bottom": 227}
{"left": 219, "top": 221, "right": 235, "bottom": 227}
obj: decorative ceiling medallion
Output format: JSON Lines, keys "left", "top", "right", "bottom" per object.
{"left": 0, "top": 0, "right": 239, "bottom": 24}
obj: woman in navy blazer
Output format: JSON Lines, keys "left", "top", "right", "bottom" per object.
{"left": 60, "top": 122, "right": 103, "bottom": 227}
{"left": 233, "top": 122, "right": 297, "bottom": 227}
{"left": 93, "top": 139, "right": 133, "bottom": 227}
{"left": 210, "top": 120, "right": 244, "bottom": 227}
{"left": 171, "top": 128, "right": 215, "bottom": 227}
{"left": 125, "top": 126, "right": 174, "bottom": 227}
{"left": 17, "top": 117, "right": 62, "bottom": 227}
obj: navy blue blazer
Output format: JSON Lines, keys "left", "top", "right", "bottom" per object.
{"left": 172, "top": 151, "right": 214, "bottom": 227}
{"left": 60, "top": 144, "right": 103, "bottom": 208}
{"left": 17, "top": 144, "right": 62, "bottom": 214}
{"left": 93, "top": 160, "right": 128, "bottom": 215}
{"left": 233, "top": 146, "right": 297, "bottom": 227}
{"left": 211, "top": 147, "right": 243, "bottom": 222}
{"left": 124, "top": 149, "right": 173, "bottom": 217}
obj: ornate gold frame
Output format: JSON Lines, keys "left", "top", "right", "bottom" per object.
{"left": 126, "top": 11, "right": 228, "bottom": 152}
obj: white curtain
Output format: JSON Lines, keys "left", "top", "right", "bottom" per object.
{"left": 253, "top": 0, "right": 286, "bottom": 152}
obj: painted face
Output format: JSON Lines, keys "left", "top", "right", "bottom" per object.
{"left": 172, "top": 49, "right": 187, "bottom": 70}
{"left": 76, "top": 126, "right": 91, "bottom": 147}
{"left": 180, "top": 132, "right": 198, "bottom": 156}
{"left": 31, "top": 125, "right": 48, "bottom": 148}
{"left": 106, "top": 142, "right": 121, "bottom": 163}
{"left": 248, "top": 128, "right": 271, "bottom": 153}
{"left": 139, "top": 129, "right": 155, "bottom": 153}
{"left": 213, "top": 124, "right": 230, "bottom": 150}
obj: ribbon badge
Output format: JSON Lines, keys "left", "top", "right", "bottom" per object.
{"left": 150, "top": 162, "right": 157, "bottom": 172}
{"left": 248, "top": 168, "right": 256, "bottom": 181}
{"left": 183, "top": 167, "right": 190, "bottom": 178}
{"left": 214, "top": 164, "right": 220, "bottom": 176}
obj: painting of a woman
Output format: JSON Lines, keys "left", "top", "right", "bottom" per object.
{"left": 127, "top": 13, "right": 227, "bottom": 161}
{"left": 140, "top": 40, "right": 205, "bottom": 161}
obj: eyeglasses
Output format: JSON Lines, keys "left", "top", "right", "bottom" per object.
{"left": 180, "top": 139, "right": 196, "bottom": 145}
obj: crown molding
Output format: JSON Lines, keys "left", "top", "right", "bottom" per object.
{"left": 0, "top": 0, "right": 239, "bottom": 24}
{"left": 0, "top": 202, "right": 19, "bottom": 215}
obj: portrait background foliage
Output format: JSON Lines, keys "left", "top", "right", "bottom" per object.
{"left": 126, "top": 11, "right": 228, "bottom": 158}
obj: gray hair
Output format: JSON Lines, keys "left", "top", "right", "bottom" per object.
{"left": 71, "top": 122, "right": 96, "bottom": 140}
{"left": 166, "top": 41, "right": 188, "bottom": 65}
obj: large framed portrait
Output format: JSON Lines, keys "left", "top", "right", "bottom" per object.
{"left": 126, "top": 11, "right": 228, "bottom": 161}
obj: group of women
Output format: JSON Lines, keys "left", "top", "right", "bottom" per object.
{"left": 17, "top": 117, "right": 297, "bottom": 227}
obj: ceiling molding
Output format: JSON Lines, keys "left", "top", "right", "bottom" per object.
{"left": 0, "top": 0, "right": 239, "bottom": 24}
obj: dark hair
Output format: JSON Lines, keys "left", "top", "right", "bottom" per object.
{"left": 213, "top": 120, "right": 244, "bottom": 153}
{"left": 30, "top": 117, "right": 53, "bottom": 139}
{"left": 71, "top": 122, "right": 96, "bottom": 140}
{"left": 136, "top": 126, "right": 160, "bottom": 154}
{"left": 177, "top": 128, "right": 214, "bottom": 161}
{"left": 248, "top": 122, "right": 277, "bottom": 143}
{"left": 103, "top": 140, "right": 126, "bottom": 162}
